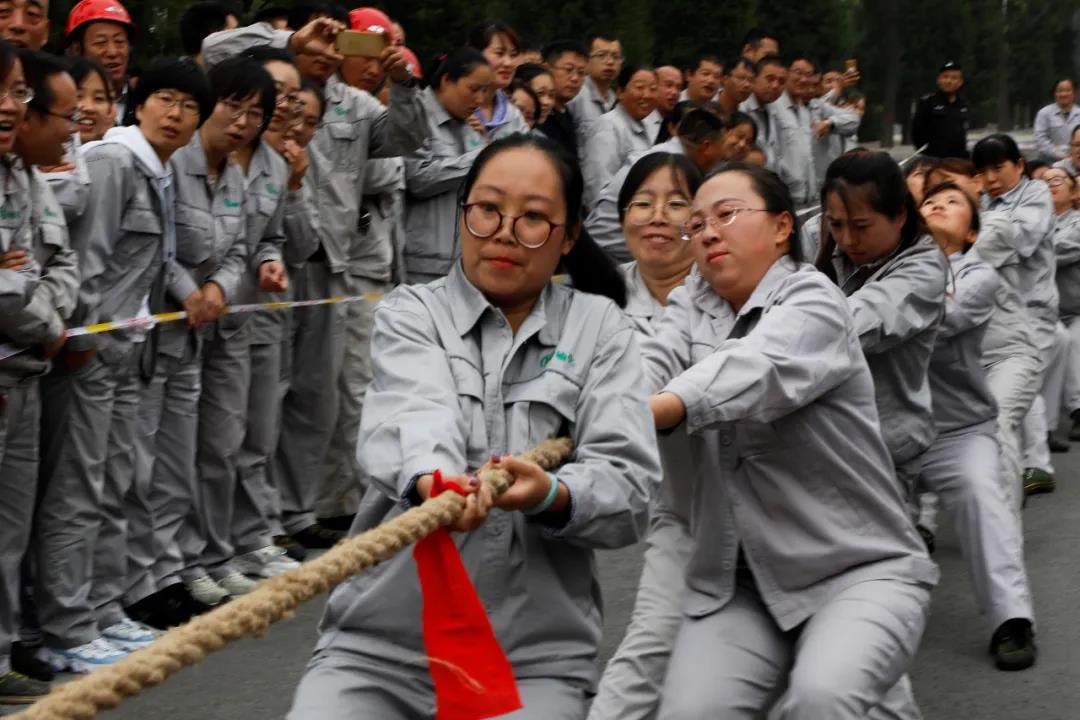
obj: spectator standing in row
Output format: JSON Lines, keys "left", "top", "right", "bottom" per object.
{"left": 1034, "top": 79, "right": 1080, "bottom": 164}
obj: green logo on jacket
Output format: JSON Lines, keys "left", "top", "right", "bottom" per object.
{"left": 0, "top": 208, "right": 17, "bottom": 220}
{"left": 334, "top": 106, "right": 347, "bottom": 117}
{"left": 540, "top": 350, "right": 575, "bottom": 368}
{"left": 43, "top": 206, "right": 57, "bottom": 218}
{"left": 265, "top": 183, "right": 280, "bottom": 196}
{"left": 223, "top": 198, "right": 241, "bottom": 209}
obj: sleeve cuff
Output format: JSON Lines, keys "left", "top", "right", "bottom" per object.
{"left": 662, "top": 376, "right": 705, "bottom": 433}
{"left": 167, "top": 267, "right": 199, "bottom": 305}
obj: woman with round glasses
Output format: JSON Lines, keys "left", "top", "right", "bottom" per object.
{"left": 289, "top": 134, "right": 660, "bottom": 718}
{"left": 590, "top": 152, "right": 703, "bottom": 720}
{"left": 640, "top": 163, "right": 936, "bottom": 718}
{"left": 1045, "top": 167, "right": 1080, "bottom": 445}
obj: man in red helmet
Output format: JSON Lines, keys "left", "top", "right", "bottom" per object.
{"left": 63, "top": 0, "right": 134, "bottom": 121}
{"left": 0, "top": 0, "right": 49, "bottom": 50}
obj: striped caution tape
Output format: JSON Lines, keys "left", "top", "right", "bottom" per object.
{"left": 0, "top": 292, "right": 385, "bottom": 362}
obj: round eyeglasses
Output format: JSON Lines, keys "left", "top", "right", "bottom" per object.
{"left": 462, "top": 203, "right": 564, "bottom": 249}
{"left": 624, "top": 198, "right": 692, "bottom": 228}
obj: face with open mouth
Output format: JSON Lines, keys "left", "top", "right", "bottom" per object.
{"left": 0, "top": 56, "right": 28, "bottom": 154}
{"left": 75, "top": 66, "right": 115, "bottom": 143}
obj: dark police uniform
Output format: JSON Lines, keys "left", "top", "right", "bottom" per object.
{"left": 911, "top": 90, "right": 970, "bottom": 159}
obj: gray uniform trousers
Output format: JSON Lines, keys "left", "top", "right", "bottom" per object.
{"left": 275, "top": 260, "right": 346, "bottom": 534}
{"left": 1063, "top": 315, "right": 1080, "bottom": 417}
{"left": 919, "top": 421, "right": 1033, "bottom": 631}
{"left": 1038, "top": 321, "right": 1071, "bottom": 431}
{"left": 35, "top": 344, "right": 142, "bottom": 647}
{"left": 289, "top": 648, "right": 587, "bottom": 719}
{"left": 1020, "top": 314, "right": 1060, "bottom": 473}
{"left": 126, "top": 345, "right": 201, "bottom": 600}
{"left": 319, "top": 273, "right": 388, "bottom": 519}
{"left": 0, "top": 381, "right": 40, "bottom": 674}
{"left": 188, "top": 322, "right": 251, "bottom": 579}
{"left": 985, "top": 355, "right": 1041, "bottom": 516}
{"left": 657, "top": 573, "right": 930, "bottom": 720}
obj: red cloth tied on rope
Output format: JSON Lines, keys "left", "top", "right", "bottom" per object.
{"left": 413, "top": 470, "right": 523, "bottom": 720}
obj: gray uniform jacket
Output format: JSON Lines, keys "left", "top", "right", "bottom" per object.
{"left": 771, "top": 91, "right": 815, "bottom": 205}
{"left": 569, "top": 76, "right": 617, "bottom": 156}
{"left": 809, "top": 97, "right": 860, "bottom": 191}
{"left": 64, "top": 143, "right": 166, "bottom": 361}
{"left": 202, "top": 23, "right": 428, "bottom": 276}
{"left": 403, "top": 87, "right": 486, "bottom": 277}
{"left": 582, "top": 105, "right": 655, "bottom": 210}
{"left": 168, "top": 132, "right": 248, "bottom": 355}
{"left": 981, "top": 178, "right": 1058, "bottom": 327}
{"left": 739, "top": 94, "right": 785, "bottom": 174}
{"left": 585, "top": 137, "right": 685, "bottom": 264}
{"left": 44, "top": 150, "right": 89, "bottom": 224}
{"left": 352, "top": 153, "right": 403, "bottom": 282}
{"left": 642, "top": 258, "right": 937, "bottom": 630}
{"left": 1053, "top": 208, "right": 1080, "bottom": 317}
{"left": 1033, "top": 102, "right": 1080, "bottom": 162}
{"left": 929, "top": 251, "right": 999, "bottom": 432}
{"left": 832, "top": 235, "right": 947, "bottom": 466}
{"left": 975, "top": 212, "right": 1040, "bottom": 367}
{"left": 621, "top": 261, "right": 692, "bottom": 524}
{"left": 316, "top": 263, "right": 660, "bottom": 688}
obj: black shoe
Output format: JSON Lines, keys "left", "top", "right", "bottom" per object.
{"left": 990, "top": 618, "right": 1036, "bottom": 671}
{"left": 916, "top": 524, "right": 936, "bottom": 555}
{"left": 1048, "top": 432, "right": 1070, "bottom": 453}
{"left": 126, "top": 587, "right": 191, "bottom": 630}
{"left": 10, "top": 642, "right": 54, "bottom": 683}
{"left": 0, "top": 671, "right": 50, "bottom": 704}
{"left": 1070, "top": 421, "right": 1080, "bottom": 442}
{"left": 292, "top": 523, "right": 346, "bottom": 549}
{"left": 274, "top": 534, "right": 308, "bottom": 561}
{"left": 162, "top": 583, "right": 216, "bottom": 620}
{"left": 1022, "top": 468, "right": 1056, "bottom": 496}
{"left": 317, "top": 514, "right": 356, "bottom": 532}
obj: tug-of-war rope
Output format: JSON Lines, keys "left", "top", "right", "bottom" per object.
{"left": 17, "top": 437, "right": 576, "bottom": 720}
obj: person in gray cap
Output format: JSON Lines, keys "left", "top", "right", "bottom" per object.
{"left": 911, "top": 60, "right": 970, "bottom": 159}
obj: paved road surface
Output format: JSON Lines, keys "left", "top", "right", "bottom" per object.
{"left": 10, "top": 443, "right": 1080, "bottom": 720}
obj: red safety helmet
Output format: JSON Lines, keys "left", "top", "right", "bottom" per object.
{"left": 348, "top": 7, "right": 394, "bottom": 42}
{"left": 401, "top": 47, "right": 422, "bottom": 79}
{"left": 64, "top": 0, "right": 135, "bottom": 46}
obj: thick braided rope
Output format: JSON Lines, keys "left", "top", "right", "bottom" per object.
{"left": 17, "top": 436, "right": 575, "bottom": 720}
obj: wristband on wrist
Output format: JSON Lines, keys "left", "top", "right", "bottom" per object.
{"left": 522, "top": 472, "right": 559, "bottom": 516}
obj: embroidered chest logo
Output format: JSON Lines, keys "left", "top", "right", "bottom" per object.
{"left": 0, "top": 208, "right": 18, "bottom": 221}
{"left": 334, "top": 106, "right": 348, "bottom": 117}
{"left": 540, "top": 350, "right": 575, "bottom": 368}
{"left": 223, "top": 198, "right": 241, "bottom": 209}
{"left": 265, "top": 183, "right": 281, "bottom": 196}
{"left": 43, "top": 207, "right": 57, "bottom": 218}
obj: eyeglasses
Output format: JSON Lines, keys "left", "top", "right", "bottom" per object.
{"left": 462, "top": 202, "right": 564, "bottom": 249}
{"left": 624, "top": 198, "right": 692, "bottom": 227}
{"left": 553, "top": 64, "right": 586, "bottom": 78}
{"left": 151, "top": 91, "right": 201, "bottom": 116}
{"left": 0, "top": 86, "right": 32, "bottom": 105}
{"left": 1045, "top": 176, "right": 1071, "bottom": 188}
{"left": 222, "top": 99, "right": 265, "bottom": 126}
{"left": 590, "top": 51, "right": 623, "bottom": 63}
{"left": 45, "top": 108, "right": 81, "bottom": 125}
{"left": 683, "top": 207, "right": 769, "bottom": 238}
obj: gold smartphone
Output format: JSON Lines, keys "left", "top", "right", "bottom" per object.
{"left": 845, "top": 58, "right": 858, "bottom": 73}
{"left": 336, "top": 30, "right": 387, "bottom": 58}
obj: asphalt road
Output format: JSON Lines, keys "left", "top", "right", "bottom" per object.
{"left": 10, "top": 439, "right": 1080, "bottom": 720}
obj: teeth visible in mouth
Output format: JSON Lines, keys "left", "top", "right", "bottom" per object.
{"left": 0, "top": 123, "right": 13, "bottom": 131}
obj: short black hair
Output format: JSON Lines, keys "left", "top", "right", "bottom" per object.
{"left": 742, "top": 28, "right": 780, "bottom": 50}
{"left": 617, "top": 64, "right": 654, "bottom": 90}
{"left": 971, "top": 133, "right": 1023, "bottom": 170}
{"left": 788, "top": 53, "right": 817, "bottom": 73}
{"left": 206, "top": 55, "right": 276, "bottom": 133}
{"left": 241, "top": 44, "right": 296, "bottom": 66}
{"left": 727, "top": 110, "right": 757, "bottom": 142}
{"left": 252, "top": 5, "right": 290, "bottom": 25}
{"left": 725, "top": 56, "right": 757, "bottom": 76}
{"left": 687, "top": 55, "right": 722, "bottom": 74}
{"left": 756, "top": 54, "right": 786, "bottom": 73}
{"left": 1054, "top": 77, "right": 1077, "bottom": 93}
{"left": 19, "top": 50, "right": 72, "bottom": 118}
{"left": 587, "top": 32, "right": 619, "bottom": 47}
{"left": 677, "top": 107, "right": 724, "bottom": 145}
{"left": 514, "top": 62, "right": 551, "bottom": 85}
{"left": 468, "top": 21, "right": 520, "bottom": 54}
{"left": 287, "top": 2, "right": 348, "bottom": 30}
{"left": 508, "top": 78, "right": 540, "bottom": 124}
{"left": 67, "top": 56, "right": 114, "bottom": 103}
{"left": 180, "top": 2, "right": 231, "bottom": 56}
{"left": 428, "top": 48, "right": 488, "bottom": 91}
{"left": 1025, "top": 160, "right": 1049, "bottom": 178}
{"left": 617, "top": 152, "right": 704, "bottom": 223}
{"left": 299, "top": 78, "right": 325, "bottom": 117}
{"left": 127, "top": 57, "right": 214, "bottom": 127}
{"left": 542, "top": 39, "right": 587, "bottom": 66}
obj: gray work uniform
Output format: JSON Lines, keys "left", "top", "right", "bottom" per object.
{"left": 475, "top": 89, "right": 530, "bottom": 142}
{"left": 981, "top": 179, "right": 1058, "bottom": 474}
{"left": 639, "top": 259, "right": 936, "bottom": 719}
{"left": 320, "top": 155, "right": 404, "bottom": 521}
{"left": 740, "top": 94, "right": 785, "bottom": 174}
{"left": 126, "top": 132, "right": 248, "bottom": 600}
{"left": 585, "top": 138, "right": 685, "bottom": 264}
{"left": 808, "top": 96, "right": 860, "bottom": 192}
{"left": 1054, "top": 209, "right": 1080, "bottom": 419}
{"left": 770, "top": 91, "right": 815, "bottom": 206}
{"left": 589, "top": 262, "right": 694, "bottom": 720}
{"left": 403, "top": 86, "right": 486, "bottom": 281}
{"left": 36, "top": 135, "right": 167, "bottom": 647}
{"left": 582, "top": 105, "right": 655, "bottom": 210}
{"left": 919, "top": 251, "right": 1033, "bottom": 633}
{"left": 289, "top": 263, "right": 661, "bottom": 719}
{"left": 277, "top": 73, "right": 425, "bottom": 534}
{"left": 1033, "top": 102, "right": 1080, "bottom": 162}
{"left": 569, "top": 76, "right": 617, "bottom": 157}
{"left": 0, "top": 161, "right": 75, "bottom": 675}
{"left": 833, "top": 235, "right": 947, "bottom": 496}
{"left": 975, "top": 212, "right": 1041, "bottom": 513}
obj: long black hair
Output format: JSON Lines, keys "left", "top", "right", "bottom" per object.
{"left": 815, "top": 151, "right": 921, "bottom": 277}
{"left": 459, "top": 134, "right": 627, "bottom": 307}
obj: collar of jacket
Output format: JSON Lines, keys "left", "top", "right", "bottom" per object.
{"left": 446, "top": 260, "right": 564, "bottom": 345}
{"left": 686, "top": 255, "right": 799, "bottom": 323}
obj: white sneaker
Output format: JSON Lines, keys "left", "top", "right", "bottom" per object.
{"left": 102, "top": 618, "right": 158, "bottom": 652}
{"left": 215, "top": 570, "right": 258, "bottom": 596}
{"left": 235, "top": 546, "right": 301, "bottom": 578}
{"left": 43, "top": 637, "right": 127, "bottom": 674}
{"left": 185, "top": 574, "right": 229, "bottom": 607}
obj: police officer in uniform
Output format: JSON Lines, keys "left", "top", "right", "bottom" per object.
{"left": 911, "top": 60, "right": 969, "bottom": 159}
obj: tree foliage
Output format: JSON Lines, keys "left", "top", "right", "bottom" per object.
{"left": 42, "top": 0, "right": 1076, "bottom": 142}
